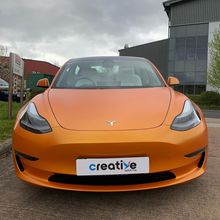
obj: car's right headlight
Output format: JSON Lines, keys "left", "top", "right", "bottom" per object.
{"left": 171, "top": 100, "right": 201, "bottom": 131}
{"left": 20, "top": 102, "right": 52, "bottom": 134}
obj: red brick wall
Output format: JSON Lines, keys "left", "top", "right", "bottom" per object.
{"left": 0, "top": 56, "right": 9, "bottom": 82}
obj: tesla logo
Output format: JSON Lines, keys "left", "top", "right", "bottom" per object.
{"left": 106, "top": 120, "right": 117, "bottom": 126}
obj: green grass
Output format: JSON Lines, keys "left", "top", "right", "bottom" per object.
{"left": 0, "top": 101, "right": 21, "bottom": 143}
{"left": 187, "top": 95, "right": 211, "bottom": 109}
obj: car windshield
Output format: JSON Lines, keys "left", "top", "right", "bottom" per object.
{"left": 54, "top": 58, "right": 164, "bottom": 89}
{"left": 0, "top": 79, "right": 8, "bottom": 87}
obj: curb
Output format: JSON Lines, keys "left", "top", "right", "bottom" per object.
{"left": 0, "top": 139, "right": 12, "bottom": 156}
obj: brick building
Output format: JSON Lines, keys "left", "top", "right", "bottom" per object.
{"left": 0, "top": 56, "right": 59, "bottom": 93}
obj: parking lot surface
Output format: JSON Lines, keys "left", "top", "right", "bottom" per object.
{"left": 0, "top": 127, "right": 219, "bottom": 220}
{"left": 203, "top": 110, "right": 220, "bottom": 119}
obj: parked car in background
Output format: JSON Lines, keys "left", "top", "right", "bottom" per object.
{"left": 0, "top": 78, "right": 9, "bottom": 90}
{"left": 0, "top": 78, "right": 9, "bottom": 101}
{"left": 0, "top": 78, "right": 27, "bottom": 102}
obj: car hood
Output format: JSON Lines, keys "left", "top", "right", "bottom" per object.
{"left": 48, "top": 88, "right": 171, "bottom": 131}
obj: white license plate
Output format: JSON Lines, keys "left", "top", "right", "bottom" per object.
{"left": 76, "top": 157, "right": 149, "bottom": 176}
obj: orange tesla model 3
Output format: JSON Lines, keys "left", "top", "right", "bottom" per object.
{"left": 12, "top": 56, "right": 208, "bottom": 192}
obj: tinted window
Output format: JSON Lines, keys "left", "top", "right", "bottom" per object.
{"left": 54, "top": 59, "right": 164, "bottom": 89}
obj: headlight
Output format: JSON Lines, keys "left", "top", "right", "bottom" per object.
{"left": 20, "top": 102, "right": 52, "bottom": 134}
{"left": 171, "top": 100, "right": 201, "bottom": 131}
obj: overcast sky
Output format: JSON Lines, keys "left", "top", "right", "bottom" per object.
{"left": 0, "top": 0, "right": 168, "bottom": 66}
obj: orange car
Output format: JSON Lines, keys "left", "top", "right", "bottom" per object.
{"left": 12, "top": 56, "right": 208, "bottom": 192}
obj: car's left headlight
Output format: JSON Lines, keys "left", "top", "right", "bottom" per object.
{"left": 171, "top": 100, "right": 201, "bottom": 131}
{"left": 20, "top": 102, "right": 52, "bottom": 134}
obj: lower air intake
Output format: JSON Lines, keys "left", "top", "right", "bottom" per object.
{"left": 48, "top": 171, "right": 176, "bottom": 186}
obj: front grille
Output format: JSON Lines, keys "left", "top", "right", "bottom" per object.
{"left": 48, "top": 171, "right": 176, "bottom": 186}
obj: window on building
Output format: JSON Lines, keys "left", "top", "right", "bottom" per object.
{"left": 195, "top": 71, "right": 206, "bottom": 84}
{"left": 195, "top": 85, "right": 206, "bottom": 94}
{"left": 173, "top": 72, "right": 184, "bottom": 84}
{"left": 174, "top": 36, "right": 208, "bottom": 61}
{"left": 196, "top": 36, "right": 208, "bottom": 60}
{"left": 174, "top": 72, "right": 195, "bottom": 84}
{"left": 186, "top": 37, "right": 196, "bottom": 60}
{"left": 170, "top": 35, "right": 208, "bottom": 95}
{"left": 184, "top": 85, "right": 195, "bottom": 94}
{"left": 175, "top": 38, "right": 186, "bottom": 60}
{"left": 173, "top": 85, "right": 206, "bottom": 95}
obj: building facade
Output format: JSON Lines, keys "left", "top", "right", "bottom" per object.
{"left": 164, "top": 0, "right": 220, "bottom": 94}
{"left": 119, "top": 0, "right": 220, "bottom": 94}
{"left": 119, "top": 39, "right": 169, "bottom": 79}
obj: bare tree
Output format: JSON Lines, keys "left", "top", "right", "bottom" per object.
{"left": 0, "top": 45, "right": 8, "bottom": 56}
{"left": 0, "top": 45, "right": 9, "bottom": 79}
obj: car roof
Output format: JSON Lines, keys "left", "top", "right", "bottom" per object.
{"left": 0, "top": 78, "right": 8, "bottom": 85}
{"left": 65, "top": 56, "right": 148, "bottom": 64}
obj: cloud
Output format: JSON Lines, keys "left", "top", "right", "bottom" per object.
{"left": 0, "top": 0, "right": 168, "bottom": 66}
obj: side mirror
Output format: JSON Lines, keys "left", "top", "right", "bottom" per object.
{"left": 167, "top": 76, "right": 180, "bottom": 86}
{"left": 36, "top": 78, "right": 50, "bottom": 88}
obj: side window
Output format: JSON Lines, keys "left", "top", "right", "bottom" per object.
{"left": 75, "top": 65, "right": 80, "bottom": 75}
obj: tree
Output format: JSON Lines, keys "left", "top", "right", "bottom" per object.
{"left": 0, "top": 45, "right": 9, "bottom": 79}
{"left": 208, "top": 26, "right": 220, "bottom": 91}
{"left": 0, "top": 45, "right": 8, "bottom": 56}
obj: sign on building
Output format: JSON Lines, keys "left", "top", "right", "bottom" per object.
{"left": 8, "top": 52, "right": 24, "bottom": 119}
{"left": 12, "top": 53, "right": 24, "bottom": 77}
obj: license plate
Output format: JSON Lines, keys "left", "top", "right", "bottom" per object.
{"left": 76, "top": 157, "right": 149, "bottom": 176}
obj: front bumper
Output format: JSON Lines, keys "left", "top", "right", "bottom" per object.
{"left": 12, "top": 121, "right": 208, "bottom": 192}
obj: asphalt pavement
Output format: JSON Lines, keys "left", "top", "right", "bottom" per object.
{"left": 0, "top": 126, "right": 220, "bottom": 220}
{"left": 202, "top": 109, "right": 220, "bottom": 119}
